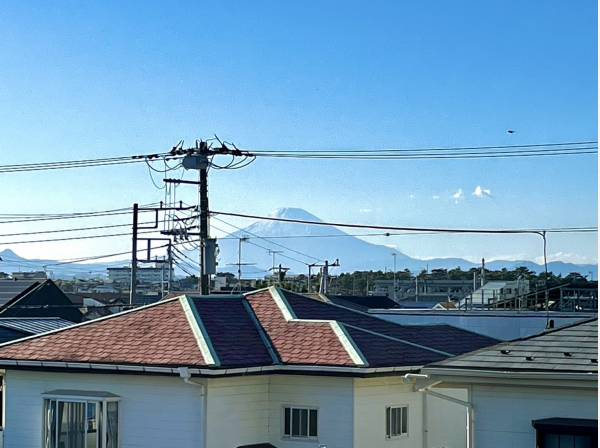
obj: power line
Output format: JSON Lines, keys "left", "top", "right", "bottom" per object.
{"left": 246, "top": 141, "right": 598, "bottom": 160}
{"left": 0, "top": 205, "right": 159, "bottom": 225}
{"left": 208, "top": 222, "right": 312, "bottom": 266}
{"left": 0, "top": 152, "right": 185, "bottom": 174}
{"left": 0, "top": 221, "right": 157, "bottom": 238}
{"left": 0, "top": 229, "right": 160, "bottom": 246}
{"left": 210, "top": 211, "right": 598, "bottom": 235}
{"left": 0, "top": 140, "right": 595, "bottom": 176}
{"left": 7, "top": 233, "right": 198, "bottom": 271}
{"left": 250, "top": 141, "right": 597, "bottom": 154}
{"left": 250, "top": 149, "right": 597, "bottom": 160}
{"left": 211, "top": 216, "right": 323, "bottom": 262}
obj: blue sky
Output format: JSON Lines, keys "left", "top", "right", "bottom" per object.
{"left": 0, "top": 1, "right": 597, "bottom": 266}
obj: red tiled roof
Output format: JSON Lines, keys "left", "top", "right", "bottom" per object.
{"left": 0, "top": 298, "right": 206, "bottom": 367}
{"left": 0, "top": 287, "right": 500, "bottom": 373}
{"left": 246, "top": 291, "right": 355, "bottom": 366}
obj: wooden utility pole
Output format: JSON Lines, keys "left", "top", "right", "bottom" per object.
{"left": 129, "top": 203, "right": 139, "bottom": 305}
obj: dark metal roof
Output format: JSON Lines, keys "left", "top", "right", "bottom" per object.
{"left": 191, "top": 297, "right": 274, "bottom": 368}
{"left": 282, "top": 291, "right": 499, "bottom": 359}
{"left": 0, "top": 280, "right": 84, "bottom": 322}
{"left": 326, "top": 295, "right": 398, "bottom": 311}
{"left": 427, "top": 318, "right": 598, "bottom": 374}
{"left": 0, "top": 317, "right": 75, "bottom": 334}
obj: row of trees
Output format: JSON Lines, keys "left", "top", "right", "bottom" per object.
{"left": 328, "top": 267, "right": 594, "bottom": 296}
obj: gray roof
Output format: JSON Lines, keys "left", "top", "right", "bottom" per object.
{"left": 0, "top": 317, "right": 75, "bottom": 334}
{"left": 426, "top": 318, "right": 598, "bottom": 374}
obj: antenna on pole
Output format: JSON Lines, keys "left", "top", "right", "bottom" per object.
{"left": 269, "top": 264, "right": 290, "bottom": 285}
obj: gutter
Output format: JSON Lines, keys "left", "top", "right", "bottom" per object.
{"left": 422, "top": 367, "right": 598, "bottom": 382}
{"left": 0, "top": 359, "right": 424, "bottom": 377}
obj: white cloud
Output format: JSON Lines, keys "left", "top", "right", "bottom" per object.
{"left": 451, "top": 188, "right": 464, "bottom": 203}
{"left": 432, "top": 195, "right": 440, "bottom": 200}
{"left": 534, "top": 252, "right": 597, "bottom": 265}
{"left": 409, "top": 194, "right": 415, "bottom": 200}
{"left": 472, "top": 185, "right": 492, "bottom": 198}
{"left": 358, "top": 208, "right": 373, "bottom": 213}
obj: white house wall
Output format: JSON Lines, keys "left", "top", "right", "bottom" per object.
{"left": 425, "top": 388, "right": 468, "bottom": 448}
{"left": 3, "top": 370, "right": 204, "bottom": 448}
{"left": 353, "top": 377, "right": 423, "bottom": 448}
{"left": 3, "top": 370, "right": 471, "bottom": 448}
{"left": 267, "top": 375, "right": 355, "bottom": 448}
{"left": 205, "top": 375, "right": 270, "bottom": 448}
{"left": 353, "top": 378, "right": 468, "bottom": 448}
{"left": 471, "top": 384, "right": 597, "bottom": 448}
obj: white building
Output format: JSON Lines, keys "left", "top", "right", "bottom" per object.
{"left": 422, "top": 319, "right": 598, "bottom": 447}
{"left": 107, "top": 266, "right": 172, "bottom": 286}
{"left": 459, "top": 280, "right": 529, "bottom": 309}
{"left": 0, "top": 287, "right": 500, "bottom": 448}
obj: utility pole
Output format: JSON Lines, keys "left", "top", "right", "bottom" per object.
{"left": 415, "top": 274, "right": 419, "bottom": 302}
{"left": 268, "top": 250, "right": 283, "bottom": 285}
{"left": 472, "top": 270, "right": 477, "bottom": 311}
{"left": 129, "top": 203, "right": 139, "bottom": 305}
{"left": 481, "top": 258, "right": 486, "bottom": 308}
{"left": 167, "top": 242, "right": 173, "bottom": 293}
{"left": 227, "top": 237, "right": 255, "bottom": 292}
{"left": 392, "top": 253, "right": 397, "bottom": 301}
{"left": 318, "top": 259, "right": 340, "bottom": 295}
{"left": 198, "top": 140, "right": 209, "bottom": 294}
{"left": 269, "top": 264, "right": 290, "bottom": 285}
{"left": 307, "top": 263, "right": 315, "bottom": 293}
{"left": 168, "top": 138, "right": 255, "bottom": 295}
{"left": 237, "top": 237, "right": 247, "bottom": 286}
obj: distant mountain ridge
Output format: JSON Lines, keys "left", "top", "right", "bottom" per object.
{"left": 0, "top": 248, "right": 122, "bottom": 280}
{"left": 216, "top": 207, "right": 598, "bottom": 278}
{"left": 1, "top": 207, "right": 596, "bottom": 280}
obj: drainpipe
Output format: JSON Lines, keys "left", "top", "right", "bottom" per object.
{"left": 178, "top": 367, "right": 207, "bottom": 448}
{"left": 405, "top": 374, "right": 475, "bottom": 448}
{"left": 420, "top": 385, "right": 474, "bottom": 448}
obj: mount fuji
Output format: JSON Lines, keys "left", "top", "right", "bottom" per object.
{"left": 215, "top": 208, "right": 597, "bottom": 278}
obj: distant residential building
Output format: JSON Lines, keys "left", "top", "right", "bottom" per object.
{"left": 460, "top": 280, "right": 530, "bottom": 309}
{"left": 373, "top": 279, "right": 474, "bottom": 301}
{"left": 107, "top": 265, "right": 172, "bottom": 286}
{"left": 10, "top": 271, "right": 47, "bottom": 280}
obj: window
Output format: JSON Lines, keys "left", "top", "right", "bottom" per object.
{"left": 533, "top": 418, "right": 597, "bottom": 448}
{"left": 43, "top": 391, "right": 119, "bottom": 448}
{"left": 386, "top": 406, "right": 408, "bottom": 438}
{"left": 283, "top": 406, "right": 318, "bottom": 439}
